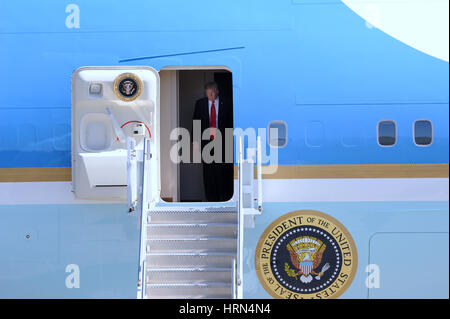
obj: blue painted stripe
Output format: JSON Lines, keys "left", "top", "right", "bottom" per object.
{"left": 119, "top": 46, "right": 246, "bottom": 62}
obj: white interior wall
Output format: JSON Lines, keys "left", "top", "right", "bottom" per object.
{"left": 159, "top": 70, "right": 178, "bottom": 201}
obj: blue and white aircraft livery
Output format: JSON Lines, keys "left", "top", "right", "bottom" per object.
{"left": 0, "top": 0, "right": 448, "bottom": 299}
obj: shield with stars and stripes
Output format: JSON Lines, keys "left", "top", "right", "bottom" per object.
{"left": 299, "top": 261, "right": 314, "bottom": 276}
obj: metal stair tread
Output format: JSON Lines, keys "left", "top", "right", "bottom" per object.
{"left": 147, "top": 295, "right": 231, "bottom": 299}
{"left": 147, "top": 222, "right": 237, "bottom": 227}
{"left": 146, "top": 251, "right": 236, "bottom": 257}
{"left": 147, "top": 282, "right": 232, "bottom": 288}
{"left": 147, "top": 267, "right": 231, "bottom": 272}
{"left": 150, "top": 206, "right": 237, "bottom": 212}
{"left": 147, "top": 237, "right": 236, "bottom": 241}
{"left": 140, "top": 203, "right": 239, "bottom": 298}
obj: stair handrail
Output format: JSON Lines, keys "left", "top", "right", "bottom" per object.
{"left": 235, "top": 136, "right": 244, "bottom": 298}
{"left": 136, "top": 137, "right": 151, "bottom": 299}
{"left": 231, "top": 258, "right": 237, "bottom": 299}
{"left": 257, "top": 135, "right": 263, "bottom": 212}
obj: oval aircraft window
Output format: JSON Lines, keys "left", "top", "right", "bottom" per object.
{"left": 414, "top": 120, "right": 433, "bottom": 146}
{"left": 377, "top": 120, "right": 396, "bottom": 146}
{"left": 268, "top": 121, "right": 288, "bottom": 148}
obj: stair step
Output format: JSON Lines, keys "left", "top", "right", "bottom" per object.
{"left": 150, "top": 206, "right": 237, "bottom": 213}
{"left": 148, "top": 211, "right": 237, "bottom": 224}
{"left": 146, "top": 252, "right": 236, "bottom": 268}
{"left": 148, "top": 282, "right": 232, "bottom": 287}
{"left": 146, "top": 267, "right": 232, "bottom": 284}
{"left": 147, "top": 223, "right": 237, "bottom": 239}
{"left": 141, "top": 206, "right": 238, "bottom": 299}
{"left": 146, "top": 237, "right": 237, "bottom": 253}
{"left": 145, "top": 282, "right": 232, "bottom": 299}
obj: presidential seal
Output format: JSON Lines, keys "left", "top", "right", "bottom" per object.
{"left": 113, "top": 73, "right": 142, "bottom": 101}
{"left": 255, "top": 210, "right": 357, "bottom": 299}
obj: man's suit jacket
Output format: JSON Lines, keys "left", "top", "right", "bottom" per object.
{"left": 192, "top": 96, "right": 233, "bottom": 159}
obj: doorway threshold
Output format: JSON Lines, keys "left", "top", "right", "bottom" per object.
{"left": 154, "top": 200, "right": 237, "bottom": 211}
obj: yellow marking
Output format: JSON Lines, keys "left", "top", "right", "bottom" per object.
{"left": 0, "top": 164, "right": 448, "bottom": 182}
{"left": 234, "top": 164, "right": 449, "bottom": 179}
{"left": 0, "top": 167, "right": 72, "bottom": 182}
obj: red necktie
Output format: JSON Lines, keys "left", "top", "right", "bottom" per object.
{"left": 210, "top": 101, "right": 216, "bottom": 140}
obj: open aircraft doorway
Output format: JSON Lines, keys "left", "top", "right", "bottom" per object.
{"left": 159, "top": 67, "right": 234, "bottom": 203}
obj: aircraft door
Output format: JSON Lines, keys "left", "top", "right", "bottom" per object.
{"left": 71, "top": 66, "right": 160, "bottom": 202}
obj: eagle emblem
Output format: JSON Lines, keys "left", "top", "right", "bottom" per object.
{"left": 255, "top": 210, "right": 358, "bottom": 299}
{"left": 285, "top": 236, "right": 331, "bottom": 283}
{"left": 113, "top": 73, "right": 142, "bottom": 101}
{"left": 121, "top": 79, "right": 136, "bottom": 96}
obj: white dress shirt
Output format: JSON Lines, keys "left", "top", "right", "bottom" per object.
{"left": 208, "top": 97, "right": 219, "bottom": 127}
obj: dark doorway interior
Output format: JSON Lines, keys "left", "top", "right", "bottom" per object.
{"left": 214, "top": 71, "right": 233, "bottom": 103}
{"left": 178, "top": 69, "right": 233, "bottom": 202}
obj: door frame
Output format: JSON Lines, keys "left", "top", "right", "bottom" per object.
{"left": 158, "top": 65, "right": 233, "bottom": 203}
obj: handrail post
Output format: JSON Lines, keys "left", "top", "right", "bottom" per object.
{"left": 232, "top": 258, "right": 237, "bottom": 299}
{"left": 257, "top": 136, "right": 263, "bottom": 212}
{"left": 236, "top": 137, "right": 244, "bottom": 298}
{"left": 136, "top": 137, "right": 150, "bottom": 299}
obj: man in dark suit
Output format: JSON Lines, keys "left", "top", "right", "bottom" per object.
{"left": 192, "top": 82, "right": 233, "bottom": 202}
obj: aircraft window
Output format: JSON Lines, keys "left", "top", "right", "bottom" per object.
{"left": 414, "top": 120, "right": 433, "bottom": 146}
{"left": 268, "top": 121, "right": 287, "bottom": 148}
{"left": 377, "top": 120, "right": 396, "bottom": 146}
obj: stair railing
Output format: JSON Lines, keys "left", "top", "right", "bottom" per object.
{"left": 234, "top": 137, "right": 244, "bottom": 298}
{"left": 134, "top": 137, "right": 151, "bottom": 299}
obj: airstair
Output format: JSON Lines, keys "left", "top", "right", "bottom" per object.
{"left": 142, "top": 206, "right": 237, "bottom": 298}
{"left": 130, "top": 137, "right": 263, "bottom": 299}
{"left": 70, "top": 67, "right": 263, "bottom": 299}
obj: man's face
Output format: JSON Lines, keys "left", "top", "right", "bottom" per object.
{"left": 206, "top": 87, "right": 218, "bottom": 101}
